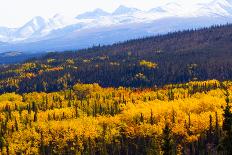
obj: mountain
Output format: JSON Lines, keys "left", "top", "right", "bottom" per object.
{"left": 76, "top": 9, "right": 110, "bottom": 19}
{"left": 0, "top": 14, "right": 76, "bottom": 43}
{"left": 149, "top": 7, "right": 167, "bottom": 13}
{"left": 209, "top": 0, "right": 232, "bottom": 14}
{"left": 1, "top": 1, "right": 232, "bottom": 53}
{"left": 13, "top": 16, "right": 48, "bottom": 41}
{"left": 0, "top": 51, "right": 43, "bottom": 64}
{"left": 151, "top": 2, "right": 183, "bottom": 15}
{"left": 1, "top": 16, "right": 232, "bottom": 53}
{"left": 196, "top": 0, "right": 232, "bottom": 16}
{"left": 112, "top": 5, "right": 140, "bottom": 15}
{"left": 0, "top": 27, "right": 15, "bottom": 42}
{"left": 1, "top": 24, "right": 232, "bottom": 92}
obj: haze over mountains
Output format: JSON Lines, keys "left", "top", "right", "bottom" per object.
{"left": 0, "top": 0, "right": 232, "bottom": 53}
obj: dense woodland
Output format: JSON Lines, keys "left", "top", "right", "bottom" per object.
{"left": 1, "top": 24, "right": 232, "bottom": 154}
{"left": 0, "top": 80, "right": 231, "bottom": 154}
{"left": 1, "top": 24, "right": 232, "bottom": 93}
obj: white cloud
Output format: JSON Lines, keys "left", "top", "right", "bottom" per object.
{"left": 0, "top": 0, "right": 213, "bottom": 28}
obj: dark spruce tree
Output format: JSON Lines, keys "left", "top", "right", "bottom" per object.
{"left": 222, "top": 92, "right": 232, "bottom": 154}
{"left": 162, "top": 123, "right": 174, "bottom": 155}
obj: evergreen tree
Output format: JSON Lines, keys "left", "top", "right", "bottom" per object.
{"left": 222, "top": 93, "right": 232, "bottom": 154}
{"left": 34, "top": 111, "right": 38, "bottom": 122}
{"left": 162, "top": 123, "right": 173, "bottom": 155}
{"left": 150, "top": 109, "right": 154, "bottom": 125}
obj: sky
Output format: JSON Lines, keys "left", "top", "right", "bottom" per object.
{"left": 0, "top": 0, "right": 213, "bottom": 28}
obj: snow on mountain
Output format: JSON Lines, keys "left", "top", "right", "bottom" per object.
{"left": 148, "top": 0, "right": 232, "bottom": 17}
{"left": 196, "top": 0, "right": 232, "bottom": 17}
{"left": 149, "top": 7, "right": 167, "bottom": 13}
{"left": 2, "top": 16, "right": 232, "bottom": 54}
{"left": 76, "top": 9, "right": 110, "bottom": 19}
{"left": 156, "top": 2, "right": 184, "bottom": 15}
{"left": 112, "top": 5, "right": 140, "bottom": 15}
{"left": 14, "top": 16, "right": 48, "bottom": 40}
{"left": 49, "top": 14, "right": 74, "bottom": 28}
{"left": 39, "top": 14, "right": 77, "bottom": 37}
{"left": 0, "top": 14, "right": 78, "bottom": 42}
{"left": 1, "top": 0, "right": 232, "bottom": 52}
{"left": 210, "top": 0, "right": 232, "bottom": 12}
{"left": 0, "top": 27, "right": 16, "bottom": 42}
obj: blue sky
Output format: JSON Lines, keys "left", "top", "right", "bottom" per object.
{"left": 0, "top": 0, "right": 212, "bottom": 28}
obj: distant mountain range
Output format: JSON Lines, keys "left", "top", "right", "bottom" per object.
{"left": 0, "top": 0, "right": 232, "bottom": 53}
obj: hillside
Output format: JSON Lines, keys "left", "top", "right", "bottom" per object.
{"left": 0, "top": 52, "right": 43, "bottom": 65}
{"left": 1, "top": 24, "right": 232, "bottom": 93}
{"left": 0, "top": 79, "right": 231, "bottom": 154}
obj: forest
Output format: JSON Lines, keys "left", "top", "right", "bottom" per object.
{"left": 1, "top": 24, "right": 232, "bottom": 93}
{"left": 0, "top": 24, "right": 232, "bottom": 154}
{"left": 0, "top": 80, "right": 231, "bottom": 154}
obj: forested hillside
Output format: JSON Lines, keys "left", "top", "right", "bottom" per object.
{"left": 0, "top": 80, "right": 231, "bottom": 154}
{"left": 1, "top": 24, "right": 232, "bottom": 93}
{"left": 1, "top": 24, "right": 232, "bottom": 154}
{"left": 0, "top": 52, "right": 42, "bottom": 65}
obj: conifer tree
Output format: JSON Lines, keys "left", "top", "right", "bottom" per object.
{"left": 162, "top": 123, "right": 173, "bottom": 155}
{"left": 150, "top": 109, "right": 154, "bottom": 125}
{"left": 222, "top": 93, "right": 232, "bottom": 154}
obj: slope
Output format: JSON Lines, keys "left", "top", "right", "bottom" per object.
{"left": 1, "top": 24, "right": 232, "bottom": 93}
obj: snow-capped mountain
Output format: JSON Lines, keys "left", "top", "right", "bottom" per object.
{"left": 0, "top": 14, "right": 77, "bottom": 42}
{"left": 197, "top": 0, "right": 232, "bottom": 16}
{"left": 76, "top": 9, "right": 110, "bottom": 19}
{"left": 112, "top": 5, "right": 140, "bottom": 15}
{"left": 0, "top": 0, "right": 232, "bottom": 53}
{"left": 13, "top": 16, "right": 48, "bottom": 41}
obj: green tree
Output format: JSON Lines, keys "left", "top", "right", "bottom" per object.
{"left": 222, "top": 93, "right": 232, "bottom": 154}
{"left": 162, "top": 123, "right": 173, "bottom": 155}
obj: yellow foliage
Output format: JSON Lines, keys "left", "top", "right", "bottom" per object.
{"left": 139, "top": 60, "right": 158, "bottom": 69}
{"left": 0, "top": 80, "right": 230, "bottom": 154}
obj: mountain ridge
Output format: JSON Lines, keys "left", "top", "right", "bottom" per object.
{"left": 76, "top": 9, "right": 110, "bottom": 19}
{"left": 1, "top": 1, "right": 232, "bottom": 52}
{"left": 112, "top": 5, "right": 140, "bottom": 15}
{"left": 1, "top": 24, "right": 232, "bottom": 91}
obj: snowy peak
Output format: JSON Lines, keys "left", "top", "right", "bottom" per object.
{"left": 149, "top": 7, "right": 167, "bottom": 13}
{"left": 1, "top": 0, "right": 232, "bottom": 44}
{"left": 148, "top": 2, "right": 188, "bottom": 17}
{"left": 159, "top": 2, "right": 183, "bottom": 14}
{"left": 210, "top": 0, "right": 232, "bottom": 14}
{"left": 113, "top": 5, "right": 140, "bottom": 15}
{"left": 211, "top": 0, "right": 232, "bottom": 6}
{"left": 6, "top": 15, "right": 77, "bottom": 42}
{"left": 23, "top": 16, "right": 47, "bottom": 31}
{"left": 76, "top": 9, "right": 110, "bottom": 19}
{"left": 49, "top": 14, "right": 73, "bottom": 27}
{"left": 14, "top": 16, "right": 48, "bottom": 39}
{"left": 76, "top": 6, "right": 140, "bottom": 19}
{"left": 148, "top": 1, "right": 232, "bottom": 17}
{"left": 196, "top": 0, "right": 232, "bottom": 16}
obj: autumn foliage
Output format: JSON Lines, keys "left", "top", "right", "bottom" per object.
{"left": 0, "top": 80, "right": 230, "bottom": 154}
